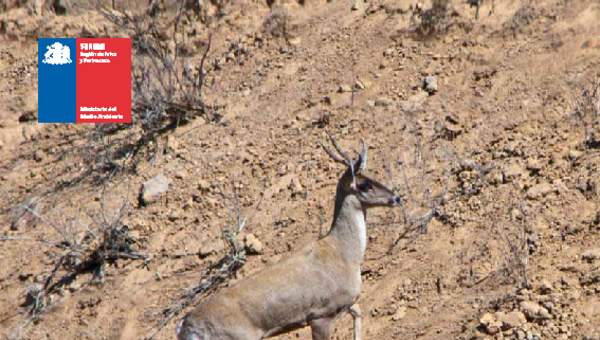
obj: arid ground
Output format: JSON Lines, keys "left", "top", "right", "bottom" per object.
{"left": 1, "top": 0, "right": 599, "bottom": 339}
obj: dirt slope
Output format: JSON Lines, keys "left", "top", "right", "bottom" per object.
{"left": 1, "top": 0, "right": 599, "bottom": 339}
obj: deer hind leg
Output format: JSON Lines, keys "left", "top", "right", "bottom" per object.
{"left": 349, "top": 304, "right": 362, "bottom": 340}
{"left": 310, "top": 317, "right": 333, "bottom": 340}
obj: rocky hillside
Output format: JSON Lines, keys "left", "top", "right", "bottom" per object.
{"left": 1, "top": 0, "right": 599, "bottom": 339}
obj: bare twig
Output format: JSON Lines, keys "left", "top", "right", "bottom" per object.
{"left": 144, "top": 183, "right": 251, "bottom": 340}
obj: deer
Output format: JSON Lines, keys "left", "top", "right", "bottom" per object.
{"left": 177, "top": 135, "right": 401, "bottom": 340}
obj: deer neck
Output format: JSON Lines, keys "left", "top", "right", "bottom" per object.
{"left": 328, "top": 193, "right": 367, "bottom": 264}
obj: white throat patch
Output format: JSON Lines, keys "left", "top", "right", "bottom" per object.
{"left": 354, "top": 209, "right": 367, "bottom": 257}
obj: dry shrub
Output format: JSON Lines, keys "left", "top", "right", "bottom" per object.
{"left": 72, "top": 4, "right": 220, "bottom": 181}
{"left": 411, "top": 0, "right": 454, "bottom": 38}
{"left": 573, "top": 77, "right": 600, "bottom": 149}
{"left": 503, "top": 3, "right": 537, "bottom": 32}
{"left": 263, "top": 6, "right": 291, "bottom": 39}
{"left": 4, "top": 195, "right": 148, "bottom": 338}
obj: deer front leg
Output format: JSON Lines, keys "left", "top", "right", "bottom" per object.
{"left": 349, "top": 304, "right": 362, "bottom": 340}
{"left": 310, "top": 317, "right": 333, "bottom": 340}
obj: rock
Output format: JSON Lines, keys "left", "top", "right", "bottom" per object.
{"left": 18, "top": 111, "right": 36, "bottom": 122}
{"left": 487, "top": 169, "right": 504, "bottom": 185}
{"left": 538, "top": 279, "right": 553, "bottom": 294}
{"left": 503, "top": 163, "right": 525, "bottom": 182}
{"left": 33, "top": 149, "right": 45, "bottom": 162}
{"left": 526, "top": 159, "right": 542, "bottom": 172}
{"left": 165, "top": 135, "right": 179, "bottom": 154}
{"left": 496, "top": 310, "right": 527, "bottom": 329}
{"left": 168, "top": 210, "right": 180, "bottom": 221}
{"left": 140, "top": 174, "right": 171, "bottom": 205}
{"left": 568, "top": 149, "right": 583, "bottom": 160}
{"left": 520, "top": 301, "right": 552, "bottom": 320}
{"left": 391, "top": 306, "right": 406, "bottom": 321}
{"left": 288, "top": 37, "right": 302, "bottom": 46}
{"left": 480, "top": 312, "right": 502, "bottom": 334}
{"left": 526, "top": 183, "right": 554, "bottom": 200}
{"left": 338, "top": 84, "right": 352, "bottom": 93}
{"left": 422, "top": 76, "right": 438, "bottom": 94}
{"left": 582, "top": 248, "right": 600, "bottom": 262}
{"left": 244, "top": 234, "right": 263, "bottom": 255}
{"left": 351, "top": 0, "right": 363, "bottom": 11}
{"left": 197, "top": 179, "right": 211, "bottom": 192}
{"left": 374, "top": 97, "right": 394, "bottom": 107}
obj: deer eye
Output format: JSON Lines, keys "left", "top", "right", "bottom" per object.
{"left": 357, "top": 181, "right": 372, "bottom": 192}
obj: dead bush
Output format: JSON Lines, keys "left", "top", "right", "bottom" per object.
{"left": 4, "top": 194, "right": 148, "bottom": 337}
{"left": 263, "top": 6, "right": 291, "bottom": 39}
{"left": 503, "top": 3, "right": 537, "bottom": 33}
{"left": 86, "top": 4, "right": 219, "bottom": 176}
{"left": 144, "top": 182, "right": 253, "bottom": 339}
{"left": 572, "top": 77, "right": 600, "bottom": 149}
{"left": 410, "top": 0, "right": 454, "bottom": 38}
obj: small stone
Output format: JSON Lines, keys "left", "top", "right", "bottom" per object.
{"left": 168, "top": 210, "right": 180, "bottom": 221}
{"left": 33, "top": 149, "right": 45, "bottom": 162}
{"left": 351, "top": 0, "right": 363, "bottom": 11}
{"left": 140, "top": 174, "right": 171, "bottom": 205}
{"left": 496, "top": 310, "right": 527, "bottom": 329}
{"left": 391, "top": 306, "right": 406, "bottom": 321}
{"left": 520, "top": 301, "right": 552, "bottom": 320}
{"left": 374, "top": 97, "right": 394, "bottom": 107}
{"left": 165, "top": 135, "right": 179, "bottom": 153}
{"left": 18, "top": 111, "right": 36, "bottom": 122}
{"left": 526, "top": 183, "right": 554, "bottom": 200}
{"left": 197, "top": 179, "right": 211, "bottom": 192}
{"left": 338, "top": 84, "right": 352, "bottom": 93}
{"left": 487, "top": 169, "right": 504, "bottom": 185}
{"left": 288, "top": 37, "right": 302, "bottom": 46}
{"left": 174, "top": 170, "right": 187, "bottom": 180}
{"left": 480, "top": 312, "right": 502, "bottom": 334}
{"left": 503, "top": 163, "right": 525, "bottom": 182}
{"left": 526, "top": 159, "right": 542, "bottom": 171}
{"left": 538, "top": 279, "right": 553, "bottom": 294}
{"left": 244, "top": 234, "right": 263, "bottom": 255}
{"left": 568, "top": 149, "right": 583, "bottom": 160}
{"left": 582, "top": 248, "right": 600, "bottom": 262}
{"left": 422, "top": 76, "right": 438, "bottom": 95}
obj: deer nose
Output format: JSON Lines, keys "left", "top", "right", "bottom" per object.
{"left": 390, "top": 196, "right": 401, "bottom": 206}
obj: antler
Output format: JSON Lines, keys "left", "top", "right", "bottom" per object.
{"left": 322, "top": 133, "right": 352, "bottom": 167}
{"left": 322, "top": 132, "right": 369, "bottom": 187}
{"left": 358, "top": 139, "right": 367, "bottom": 172}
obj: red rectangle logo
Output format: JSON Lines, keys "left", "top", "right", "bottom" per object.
{"left": 76, "top": 38, "right": 131, "bottom": 124}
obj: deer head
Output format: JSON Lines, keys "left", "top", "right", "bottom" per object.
{"left": 322, "top": 134, "right": 401, "bottom": 208}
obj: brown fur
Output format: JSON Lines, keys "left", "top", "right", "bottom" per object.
{"left": 178, "top": 141, "right": 399, "bottom": 340}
